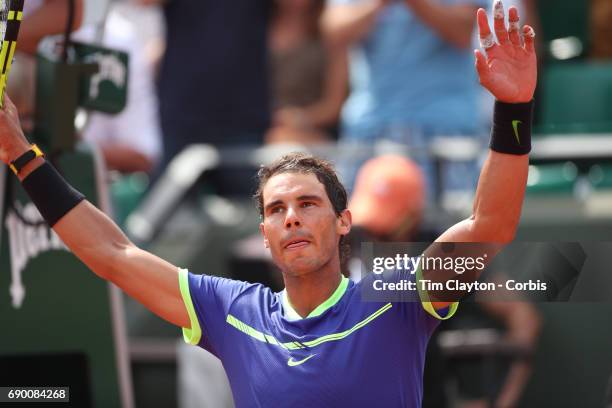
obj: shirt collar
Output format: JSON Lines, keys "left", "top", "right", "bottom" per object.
{"left": 282, "top": 276, "right": 349, "bottom": 321}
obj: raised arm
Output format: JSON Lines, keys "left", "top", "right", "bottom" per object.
{"left": 438, "top": 4, "right": 536, "bottom": 244}
{"left": 404, "top": 0, "right": 480, "bottom": 49}
{"left": 426, "top": 4, "right": 537, "bottom": 310}
{"left": 0, "top": 96, "right": 190, "bottom": 329}
{"left": 18, "top": 0, "right": 84, "bottom": 55}
{"left": 321, "top": 0, "right": 387, "bottom": 47}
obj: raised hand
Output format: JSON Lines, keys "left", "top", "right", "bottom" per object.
{"left": 0, "top": 94, "right": 30, "bottom": 165}
{"left": 474, "top": 1, "right": 537, "bottom": 103}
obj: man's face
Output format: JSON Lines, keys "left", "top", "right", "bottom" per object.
{"left": 259, "top": 172, "right": 351, "bottom": 276}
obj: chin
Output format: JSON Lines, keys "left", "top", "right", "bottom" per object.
{"left": 283, "top": 256, "right": 323, "bottom": 276}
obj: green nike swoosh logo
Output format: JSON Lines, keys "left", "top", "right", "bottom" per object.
{"left": 512, "top": 120, "right": 522, "bottom": 145}
{"left": 287, "top": 354, "right": 316, "bottom": 367}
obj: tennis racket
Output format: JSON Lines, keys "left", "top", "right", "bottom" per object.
{"left": 0, "top": 0, "right": 24, "bottom": 109}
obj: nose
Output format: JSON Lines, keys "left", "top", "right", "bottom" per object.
{"left": 284, "top": 206, "right": 301, "bottom": 229}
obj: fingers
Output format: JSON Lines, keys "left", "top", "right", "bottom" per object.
{"left": 493, "top": 0, "right": 509, "bottom": 45}
{"left": 5, "top": 94, "right": 18, "bottom": 117}
{"left": 3, "top": 93, "right": 14, "bottom": 111}
{"left": 523, "top": 25, "right": 535, "bottom": 53}
{"left": 479, "top": 3, "right": 528, "bottom": 53}
{"left": 2, "top": 93, "right": 17, "bottom": 119}
{"left": 477, "top": 8, "right": 495, "bottom": 50}
{"left": 474, "top": 49, "right": 490, "bottom": 80}
{"left": 508, "top": 6, "right": 521, "bottom": 46}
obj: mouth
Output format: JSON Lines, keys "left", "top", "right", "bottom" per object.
{"left": 284, "top": 238, "right": 311, "bottom": 250}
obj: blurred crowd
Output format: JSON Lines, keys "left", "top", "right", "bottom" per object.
{"left": 11, "top": 0, "right": 612, "bottom": 202}
{"left": 78, "top": 0, "right": 612, "bottom": 208}
{"left": 9, "top": 0, "right": 612, "bottom": 407}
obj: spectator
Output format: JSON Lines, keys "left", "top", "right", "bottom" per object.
{"left": 591, "top": 0, "right": 612, "bottom": 59}
{"left": 267, "top": 0, "right": 348, "bottom": 145}
{"left": 443, "top": 299, "right": 541, "bottom": 408}
{"left": 322, "top": 0, "right": 487, "bottom": 198}
{"left": 75, "top": 3, "right": 163, "bottom": 174}
{"left": 137, "top": 0, "right": 273, "bottom": 168}
{"left": 18, "top": 0, "right": 84, "bottom": 55}
{"left": 344, "top": 154, "right": 438, "bottom": 280}
{"left": 348, "top": 155, "right": 428, "bottom": 239}
{"left": 7, "top": 0, "right": 85, "bottom": 132}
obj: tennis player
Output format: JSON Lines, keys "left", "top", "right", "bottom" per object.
{"left": 0, "top": 3, "right": 535, "bottom": 407}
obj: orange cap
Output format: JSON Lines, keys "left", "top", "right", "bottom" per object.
{"left": 349, "top": 155, "right": 425, "bottom": 236}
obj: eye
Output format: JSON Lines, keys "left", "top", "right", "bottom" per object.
{"left": 270, "top": 206, "right": 284, "bottom": 214}
{"left": 301, "top": 201, "right": 315, "bottom": 208}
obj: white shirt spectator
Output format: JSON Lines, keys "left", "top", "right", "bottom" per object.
{"left": 74, "top": 4, "right": 163, "bottom": 170}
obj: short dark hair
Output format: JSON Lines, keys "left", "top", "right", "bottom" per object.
{"left": 254, "top": 152, "right": 347, "bottom": 217}
{"left": 254, "top": 152, "right": 350, "bottom": 263}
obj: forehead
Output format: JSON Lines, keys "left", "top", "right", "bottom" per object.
{"left": 262, "top": 172, "right": 327, "bottom": 203}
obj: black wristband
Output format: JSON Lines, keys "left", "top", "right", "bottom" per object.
{"left": 21, "top": 161, "right": 85, "bottom": 227}
{"left": 489, "top": 100, "right": 534, "bottom": 155}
